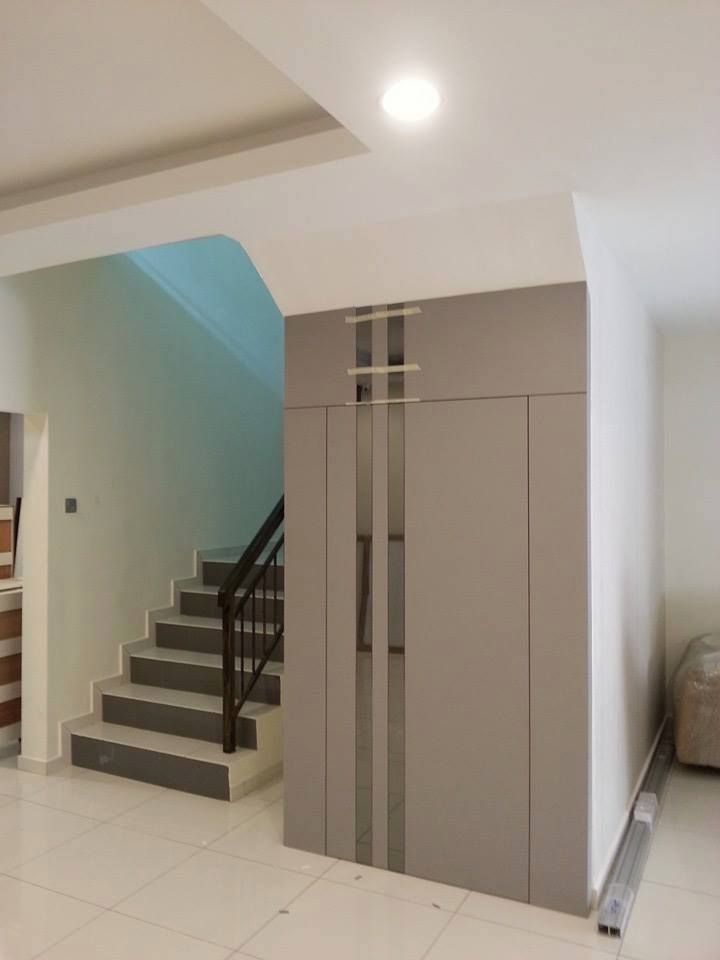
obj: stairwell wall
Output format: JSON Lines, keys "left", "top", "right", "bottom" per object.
{"left": 0, "top": 245, "right": 283, "bottom": 765}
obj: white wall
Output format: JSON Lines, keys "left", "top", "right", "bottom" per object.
{"left": 0, "top": 249, "right": 283, "bottom": 764}
{"left": 575, "top": 199, "right": 666, "bottom": 893}
{"left": 664, "top": 333, "right": 720, "bottom": 678}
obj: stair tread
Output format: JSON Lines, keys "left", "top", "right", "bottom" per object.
{"left": 132, "top": 645, "right": 284, "bottom": 675}
{"left": 73, "top": 721, "right": 254, "bottom": 766}
{"left": 104, "top": 683, "right": 279, "bottom": 717}
{"left": 179, "top": 580, "right": 284, "bottom": 600}
{"left": 157, "top": 613, "right": 277, "bottom": 633}
{"left": 206, "top": 551, "right": 284, "bottom": 563}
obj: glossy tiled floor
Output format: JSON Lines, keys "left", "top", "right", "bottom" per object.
{"left": 0, "top": 756, "right": 717, "bottom": 959}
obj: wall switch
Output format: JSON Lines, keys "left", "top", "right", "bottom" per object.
{"left": 65, "top": 498, "right": 77, "bottom": 514}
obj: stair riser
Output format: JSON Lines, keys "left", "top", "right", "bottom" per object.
{"left": 130, "top": 656, "right": 281, "bottom": 704}
{"left": 202, "top": 561, "right": 284, "bottom": 589}
{"left": 156, "top": 622, "right": 284, "bottom": 662}
{"left": 71, "top": 735, "right": 230, "bottom": 800}
{"left": 102, "top": 694, "right": 258, "bottom": 748}
{"left": 180, "top": 590, "right": 284, "bottom": 622}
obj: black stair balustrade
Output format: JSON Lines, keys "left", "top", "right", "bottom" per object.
{"left": 219, "top": 497, "right": 284, "bottom": 753}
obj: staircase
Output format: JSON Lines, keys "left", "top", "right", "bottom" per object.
{"left": 70, "top": 551, "right": 284, "bottom": 801}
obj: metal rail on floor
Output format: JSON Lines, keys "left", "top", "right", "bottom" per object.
{"left": 597, "top": 720, "right": 675, "bottom": 938}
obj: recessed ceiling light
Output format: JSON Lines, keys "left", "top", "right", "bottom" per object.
{"left": 381, "top": 78, "right": 440, "bottom": 122}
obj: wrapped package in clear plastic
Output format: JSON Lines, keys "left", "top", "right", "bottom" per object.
{"left": 673, "top": 634, "right": 720, "bottom": 769}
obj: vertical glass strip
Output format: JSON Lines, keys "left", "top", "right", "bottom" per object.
{"left": 387, "top": 306, "right": 406, "bottom": 872}
{"left": 355, "top": 310, "right": 373, "bottom": 864}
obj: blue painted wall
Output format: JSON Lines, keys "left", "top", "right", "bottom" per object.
{"left": 129, "top": 235, "right": 284, "bottom": 397}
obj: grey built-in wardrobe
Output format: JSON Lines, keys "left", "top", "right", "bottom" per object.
{"left": 283, "top": 283, "right": 590, "bottom": 916}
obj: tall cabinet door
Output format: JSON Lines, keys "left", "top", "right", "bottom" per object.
{"left": 405, "top": 397, "right": 530, "bottom": 900}
{"left": 283, "top": 407, "right": 327, "bottom": 854}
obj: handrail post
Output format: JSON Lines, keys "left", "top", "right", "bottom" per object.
{"left": 222, "top": 604, "right": 236, "bottom": 753}
{"left": 218, "top": 498, "right": 284, "bottom": 755}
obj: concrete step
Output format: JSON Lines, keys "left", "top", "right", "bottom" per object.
{"left": 130, "top": 646, "right": 283, "bottom": 704}
{"left": 71, "top": 721, "right": 281, "bottom": 801}
{"left": 101, "top": 682, "right": 280, "bottom": 749}
{"left": 156, "top": 613, "right": 284, "bottom": 662}
{"left": 179, "top": 581, "right": 284, "bottom": 621}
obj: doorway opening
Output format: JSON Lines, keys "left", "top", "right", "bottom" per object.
{"left": 0, "top": 412, "right": 24, "bottom": 758}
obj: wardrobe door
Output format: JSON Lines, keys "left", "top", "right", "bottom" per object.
{"left": 283, "top": 407, "right": 327, "bottom": 854}
{"left": 325, "top": 406, "right": 358, "bottom": 860}
{"left": 405, "top": 397, "right": 530, "bottom": 900}
{"left": 529, "top": 394, "right": 589, "bottom": 914}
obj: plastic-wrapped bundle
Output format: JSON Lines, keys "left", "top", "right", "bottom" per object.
{"left": 673, "top": 635, "right": 720, "bottom": 769}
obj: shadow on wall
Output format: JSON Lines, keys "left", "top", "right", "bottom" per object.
{"left": 128, "top": 235, "right": 284, "bottom": 397}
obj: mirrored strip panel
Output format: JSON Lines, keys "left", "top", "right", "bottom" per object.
{"left": 345, "top": 306, "right": 421, "bottom": 324}
{"left": 344, "top": 398, "right": 420, "bottom": 407}
{"left": 348, "top": 363, "right": 420, "bottom": 376}
{"left": 355, "top": 308, "right": 373, "bottom": 864}
{"left": 371, "top": 314, "right": 389, "bottom": 868}
{"left": 387, "top": 305, "right": 406, "bottom": 873}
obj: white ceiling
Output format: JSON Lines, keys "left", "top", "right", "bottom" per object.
{"left": 0, "top": 0, "right": 333, "bottom": 198}
{"left": 1, "top": 0, "right": 719, "bottom": 323}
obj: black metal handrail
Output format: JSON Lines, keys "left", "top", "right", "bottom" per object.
{"left": 219, "top": 497, "right": 284, "bottom": 753}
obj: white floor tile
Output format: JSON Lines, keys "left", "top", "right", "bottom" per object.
{"left": 644, "top": 823, "right": 720, "bottom": 898}
{"left": 39, "top": 910, "right": 231, "bottom": 960}
{"left": 8, "top": 823, "right": 195, "bottom": 907}
{"left": 114, "top": 785, "right": 277, "bottom": 847}
{"left": 243, "top": 878, "right": 451, "bottom": 960}
{"left": 0, "top": 758, "right": 62, "bottom": 799}
{"left": 117, "top": 849, "right": 313, "bottom": 949}
{"left": 252, "top": 778, "right": 284, "bottom": 804}
{"left": 0, "top": 874, "right": 101, "bottom": 960}
{"left": 621, "top": 881, "right": 720, "bottom": 960}
{"left": 659, "top": 764, "right": 720, "bottom": 835}
{"left": 0, "top": 799, "right": 98, "bottom": 871}
{"left": 210, "top": 800, "right": 336, "bottom": 876}
{"left": 460, "top": 891, "right": 616, "bottom": 953}
{"left": 324, "top": 858, "right": 467, "bottom": 912}
{"left": 28, "top": 768, "right": 164, "bottom": 821}
{"left": 426, "top": 914, "right": 617, "bottom": 960}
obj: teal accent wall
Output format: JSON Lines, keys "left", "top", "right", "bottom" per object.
{"left": 129, "top": 235, "right": 284, "bottom": 397}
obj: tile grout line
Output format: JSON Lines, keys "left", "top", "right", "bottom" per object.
{"left": 0, "top": 868, "right": 110, "bottom": 910}
{"left": 168, "top": 842, "right": 337, "bottom": 883}
{"left": 235, "top": 873, "right": 325, "bottom": 955}
{"left": 110, "top": 895, "right": 244, "bottom": 952}
{"left": 417, "top": 904, "right": 457, "bottom": 960}
{"left": 0, "top": 814, "right": 106, "bottom": 875}
{"left": 452, "top": 908, "right": 620, "bottom": 957}
{"left": 319, "top": 874, "right": 464, "bottom": 913}
{"left": 110, "top": 803, "right": 275, "bottom": 851}
{"left": 109, "top": 844, "right": 205, "bottom": 914}
{"left": 638, "top": 876, "right": 720, "bottom": 901}
{"left": 454, "top": 890, "right": 471, "bottom": 914}
{"left": 23, "top": 782, "right": 171, "bottom": 824}
{"left": 30, "top": 902, "right": 108, "bottom": 959}
{"left": 198, "top": 789, "right": 285, "bottom": 852}
{"left": 1, "top": 826, "right": 200, "bottom": 915}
